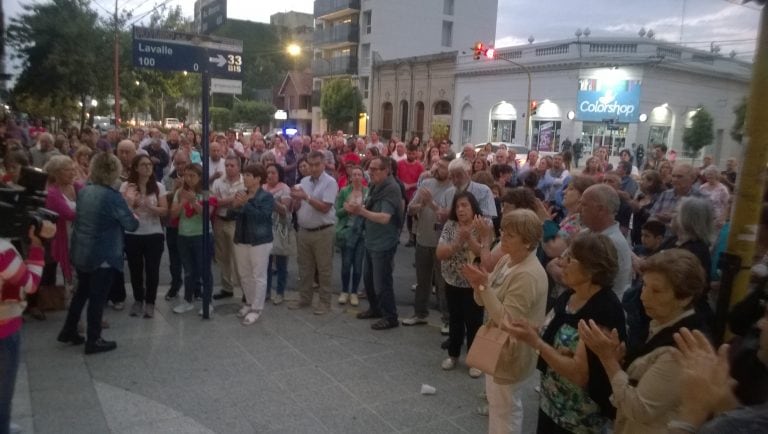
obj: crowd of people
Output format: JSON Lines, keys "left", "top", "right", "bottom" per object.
{"left": 1, "top": 118, "right": 767, "bottom": 434}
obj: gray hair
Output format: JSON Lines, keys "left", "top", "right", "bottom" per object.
{"left": 448, "top": 157, "right": 471, "bottom": 173}
{"left": 675, "top": 197, "right": 714, "bottom": 243}
{"left": 587, "top": 184, "right": 620, "bottom": 214}
{"left": 43, "top": 155, "right": 75, "bottom": 181}
{"left": 89, "top": 151, "right": 122, "bottom": 187}
{"left": 702, "top": 165, "right": 720, "bottom": 179}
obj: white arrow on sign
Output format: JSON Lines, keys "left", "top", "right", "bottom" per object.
{"left": 208, "top": 54, "right": 226, "bottom": 67}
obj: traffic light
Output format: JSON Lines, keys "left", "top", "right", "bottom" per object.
{"left": 530, "top": 100, "right": 538, "bottom": 116}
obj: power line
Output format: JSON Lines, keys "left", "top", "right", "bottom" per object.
{"left": 127, "top": 0, "right": 175, "bottom": 27}
{"left": 91, "top": 0, "right": 112, "bottom": 15}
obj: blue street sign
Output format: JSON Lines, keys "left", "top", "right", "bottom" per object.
{"left": 200, "top": 0, "right": 227, "bottom": 34}
{"left": 132, "top": 26, "right": 242, "bottom": 78}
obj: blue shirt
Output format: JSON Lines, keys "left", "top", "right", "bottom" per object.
{"left": 70, "top": 184, "right": 139, "bottom": 272}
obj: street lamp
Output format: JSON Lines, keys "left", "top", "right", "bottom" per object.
{"left": 473, "top": 42, "right": 533, "bottom": 147}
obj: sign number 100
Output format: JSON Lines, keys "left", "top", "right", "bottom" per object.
{"left": 137, "top": 57, "right": 156, "bottom": 67}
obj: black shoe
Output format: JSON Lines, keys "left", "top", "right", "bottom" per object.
{"left": 356, "top": 310, "right": 383, "bottom": 320}
{"left": 371, "top": 319, "right": 399, "bottom": 330}
{"left": 164, "top": 290, "right": 178, "bottom": 301}
{"left": 57, "top": 330, "right": 85, "bottom": 345}
{"left": 212, "top": 291, "right": 234, "bottom": 300}
{"left": 85, "top": 338, "right": 117, "bottom": 355}
{"left": 440, "top": 338, "right": 450, "bottom": 350}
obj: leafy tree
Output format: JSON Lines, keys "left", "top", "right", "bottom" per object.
{"left": 232, "top": 100, "right": 275, "bottom": 131}
{"left": 209, "top": 107, "right": 231, "bottom": 130}
{"left": 730, "top": 97, "right": 747, "bottom": 143}
{"left": 320, "top": 79, "right": 364, "bottom": 132}
{"left": 683, "top": 106, "right": 714, "bottom": 159}
{"left": 8, "top": 0, "right": 111, "bottom": 120}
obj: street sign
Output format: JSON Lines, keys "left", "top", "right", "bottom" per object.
{"left": 132, "top": 26, "right": 242, "bottom": 78}
{"left": 211, "top": 78, "right": 242, "bottom": 95}
{"left": 200, "top": 0, "right": 227, "bottom": 34}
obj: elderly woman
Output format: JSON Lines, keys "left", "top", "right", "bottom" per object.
{"left": 73, "top": 145, "right": 92, "bottom": 183}
{"left": 436, "top": 191, "right": 493, "bottom": 378}
{"left": 230, "top": 164, "right": 274, "bottom": 325}
{"left": 57, "top": 152, "right": 139, "bottom": 354}
{"left": 699, "top": 165, "right": 730, "bottom": 229}
{"left": 579, "top": 249, "right": 707, "bottom": 433}
{"left": 507, "top": 233, "right": 626, "bottom": 433}
{"left": 120, "top": 154, "right": 168, "bottom": 318}
{"left": 37, "top": 156, "right": 82, "bottom": 320}
{"left": 462, "top": 209, "right": 549, "bottom": 434}
{"left": 669, "top": 197, "right": 715, "bottom": 283}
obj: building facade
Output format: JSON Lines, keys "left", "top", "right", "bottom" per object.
{"left": 311, "top": 0, "right": 498, "bottom": 133}
{"left": 275, "top": 71, "right": 314, "bottom": 134}
{"left": 370, "top": 52, "right": 456, "bottom": 141}
{"left": 453, "top": 37, "right": 751, "bottom": 164}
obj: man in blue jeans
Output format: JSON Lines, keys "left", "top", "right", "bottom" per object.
{"left": 345, "top": 156, "right": 403, "bottom": 330}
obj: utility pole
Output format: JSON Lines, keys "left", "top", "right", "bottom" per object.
{"left": 716, "top": 2, "right": 767, "bottom": 343}
{"left": 114, "top": 0, "right": 121, "bottom": 126}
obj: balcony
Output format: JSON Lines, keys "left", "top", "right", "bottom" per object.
{"left": 313, "top": 22, "right": 359, "bottom": 48}
{"left": 312, "top": 55, "right": 358, "bottom": 77}
{"left": 314, "top": 0, "right": 360, "bottom": 21}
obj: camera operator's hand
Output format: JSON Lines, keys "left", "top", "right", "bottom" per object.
{"left": 29, "top": 221, "right": 56, "bottom": 247}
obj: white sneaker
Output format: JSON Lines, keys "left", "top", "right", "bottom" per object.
{"left": 349, "top": 293, "right": 359, "bottom": 307}
{"left": 469, "top": 368, "right": 483, "bottom": 378}
{"left": 410, "top": 283, "right": 417, "bottom": 291}
{"left": 338, "top": 293, "right": 348, "bottom": 304}
{"left": 242, "top": 311, "right": 260, "bottom": 325}
{"left": 237, "top": 305, "right": 251, "bottom": 318}
{"left": 402, "top": 316, "right": 428, "bottom": 326}
{"left": 173, "top": 301, "right": 195, "bottom": 314}
{"left": 441, "top": 357, "right": 457, "bottom": 370}
{"left": 441, "top": 323, "right": 450, "bottom": 335}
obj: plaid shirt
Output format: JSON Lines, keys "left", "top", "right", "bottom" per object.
{"left": 649, "top": 187, "right": 703, "bottom": 218}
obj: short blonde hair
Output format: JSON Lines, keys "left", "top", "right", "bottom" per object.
{"left": 74, "top": 145, "right": 93, "bottom": 161}
{"left": 89, "top": 151, "right": 122, "bottom": 187}
{"left": 43, "top": 155, "right": 75, "bottom": 182}
{"left": 500, "top": 209, "right": 542, "bottom": 251}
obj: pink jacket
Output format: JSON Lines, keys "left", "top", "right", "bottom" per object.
{"left": 45, "top": 182, "right": 83, "bottom": 281}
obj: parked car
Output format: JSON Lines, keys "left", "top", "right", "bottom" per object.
{"left": 163, "top": 118, "right": 182, "bottom": 129}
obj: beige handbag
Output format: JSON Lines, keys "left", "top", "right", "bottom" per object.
{"left": 466, "top": 324, "right": 512, "bottom": 376}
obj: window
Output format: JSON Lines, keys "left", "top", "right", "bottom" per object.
{"left": 443, "top": 0, "right": 454, "bottom": 15}
{"left": 400, "top": 100, "right": 409, "bottom": 138}
{"left": 363, "top": 10, "right": 372, "bottom": 34}
{"left": 441, "top": 20, "right": 453, "bottom": 47}
{"left": 434, "top": 100, "right": 451, "bottom": 115}
{"left": 461, "top": 120, "right": 472, "bottom": 145}
{"left": 491, "top": 120, "right": 515, "bottom": 142}
{"left": 382, "top": 102, "right": 394, "bottom": 139}
{"left": 361, "top": 43, "right": 371, "bottom": 67}
{"left": 415, "top": 102, "right": 425, "bottom": 135}
{"left": 360, "top": 76, "right": 369, "bottom": 99}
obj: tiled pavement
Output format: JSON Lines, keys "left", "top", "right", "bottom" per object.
{"left": 12, "top": 243, "right": 541, "bottom": 433}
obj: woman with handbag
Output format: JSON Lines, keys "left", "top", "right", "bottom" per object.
{"left": 506, "top": 233, "right": 626, "bottom": 434}
{"left": 263, "top": 163, "right": 293, "bottom": 305}
{"left": 578, "top": 249, "right": 707, "bottom": 433}
{"left": 461, "top": 209, "right": 549, "bottom": 434}
{"left": 335, "top": 165, "right": 368, "bottom": 307}
{"left": 436, "top": 191, "right": 492, "bottom": 378}
{"left": 230, "top": 164, "right": 274, "bottom": 325}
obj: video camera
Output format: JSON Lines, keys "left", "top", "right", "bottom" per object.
{"left": 0, "top": 166, "right": 59, "bottom": 240}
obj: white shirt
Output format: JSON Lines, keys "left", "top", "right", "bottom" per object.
{"left": 295, "top": 172, "right": 338, "bottom": 228}
{"left": 119, "top": 181, "right": 167, "bottom": 235}
{"left": 211, "top": 175, "right": 245, "bottom": 217}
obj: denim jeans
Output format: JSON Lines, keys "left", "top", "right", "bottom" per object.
{"left": 177, "top": 235, "right": 212, "bottom": 303}
{"left": 0, "top": 331, "right": 20, "bottom": 434}
{"left": 63, "top": 267, "right": 115, "bottom": 342}
{"left": 266, "top": 255, "right": 287, "bottom": 297}
{"left": 363, "top": 247, "right": 398, "bottom": 323}
{"left": 165, "top": 226, "right": 183, "bottom": 294}
{"left": 340, "top": 237, "right": 365, "bottom": 294}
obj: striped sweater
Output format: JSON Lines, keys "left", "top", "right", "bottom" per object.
{"left": 0, "top": 239, "right": 44, "bottom": 338}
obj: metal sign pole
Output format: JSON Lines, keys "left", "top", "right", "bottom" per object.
{"left": 201, "top": 72, "right": 212, "bottom": 319}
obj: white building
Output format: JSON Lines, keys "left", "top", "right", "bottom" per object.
{"left": 453, "top": 37, "right": 751, "bottom": 164}
{"left": 311, "top": 0, "right": 498, "bottom": 133}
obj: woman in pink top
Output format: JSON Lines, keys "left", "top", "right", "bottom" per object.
{"left": 699, "top": 165, "right": 730, "bottom": 229}
{"left": 35, "top": 156, "right": 82, "bottom": 320}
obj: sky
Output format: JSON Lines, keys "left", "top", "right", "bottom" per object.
{"left": 3, "top": 0, "right": 761, "bottom": 72}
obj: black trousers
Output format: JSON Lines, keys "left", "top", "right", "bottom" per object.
{"left": 445, "top": 283, "right": 484, "bottom": 358}
{"left": 166, "top": 226, "right": 183, "bottom": 293}
{"left": 124, "top": 233, "right": 165, "bottom": 304}
{"left": 63, "top": 268, "right": 115, "bottom": 342}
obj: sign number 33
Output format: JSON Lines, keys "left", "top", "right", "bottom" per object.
{"left": 227, "top": 55, "right": 242, "bottom": 66}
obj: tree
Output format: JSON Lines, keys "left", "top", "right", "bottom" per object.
{"left": 232, "top": 100, "right": 275, "bottom": 131}
{"left": 683, "top": 106, "right": 714, "bottom": 160}
{"left": 320, "top": 79, "right": 364, "bottom": 132}
{"left": 731, "top": 97, "right": 747, "bottom": 143}
{"left": 209, "top": 107, "right": 231, "bottom": 131}
{"left": 8, "top": 0, "right": 111, "bottom": 119}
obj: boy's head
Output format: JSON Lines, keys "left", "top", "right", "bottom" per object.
{"left": 641, "top": 220, "right": 666, "bottom": 252}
